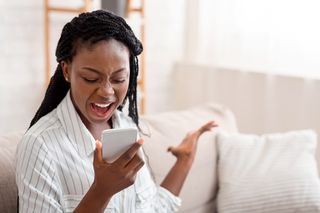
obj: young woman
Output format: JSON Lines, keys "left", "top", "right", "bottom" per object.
{"left": 15, "top": 10, "right": 217, "bottom": 212}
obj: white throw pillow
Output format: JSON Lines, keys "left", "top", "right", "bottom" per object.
{"left": 216, "top": 130, "right": 320, "bottom": 213}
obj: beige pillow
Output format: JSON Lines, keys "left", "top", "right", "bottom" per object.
{"left": 216, "top": 130, "right": 320, "bottom": 213}
{"left": 140, "top": 103, "right": 238, "bottom": 212}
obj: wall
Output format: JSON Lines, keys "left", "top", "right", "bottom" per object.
{"left": 0, "top": 0, "right": 44, "bottom": 134}
{"left": 144, "top": 0, "right": 185, "bottom": 113}
{"left": 0, "top": 0, "right": 186, "bottom": 133}
{"left": 185, "top": 0, "right": 320, "bottom": 79}
{"left": 174, "top": 62, "right": 320, "bottom": 135}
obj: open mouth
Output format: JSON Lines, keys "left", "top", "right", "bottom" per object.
{"left": 90, "top": 102, "right": 113, "bottom": 118}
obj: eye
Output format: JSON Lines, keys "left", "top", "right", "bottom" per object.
{"left": 83, "top": 77, "right": 98, "bottom": 83}
{"left": 116, "top": 79, "right": 126, "bottom": 83}
{"left": 111, "top": 78, "right": 127, "bottom": 84}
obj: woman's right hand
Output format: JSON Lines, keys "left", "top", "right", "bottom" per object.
{"left": 92, "top": 139, "right": 145, "bottom": 198}
{"left": 74, "top": 140, "right": 144, "bottom": 213}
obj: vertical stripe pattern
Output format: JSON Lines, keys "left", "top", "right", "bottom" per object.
{"left": 16, "top": 91, "right": 181, "bottom": 212}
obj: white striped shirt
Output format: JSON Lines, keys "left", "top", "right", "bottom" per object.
{"left": 15, "top": 92, "right": 181, "bottom": 212}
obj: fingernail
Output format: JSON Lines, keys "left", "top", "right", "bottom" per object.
{"left": 95, "top": 140, "right": 102, "bottom": 147}
{"left": 138, "top": 139, "right": 144, "bottom": 145}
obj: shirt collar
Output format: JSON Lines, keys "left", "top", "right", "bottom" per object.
{"left": 56, "top": 91, "right": 130, "bottom": 157}
{"left": 56, "top": 91, "right": 95, "bottom": 157}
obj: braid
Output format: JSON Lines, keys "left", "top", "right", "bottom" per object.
{"left": 30, "top": 10, "right": 143, "bottom": 128}
{"left": 126, "top": 55, "right": 139, "bottom": 125}
{"left": 30, "top": 65, "right": 69, "bottom": 127}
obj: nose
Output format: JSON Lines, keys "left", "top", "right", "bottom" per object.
{"left": 98, "top": 81, "right": 115, "bottom": 96}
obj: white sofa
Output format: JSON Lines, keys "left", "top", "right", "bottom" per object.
{"left": 0, "top": 102, "right": 238, "bottom": 213}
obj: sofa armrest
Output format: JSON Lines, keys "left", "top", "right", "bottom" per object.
{"left": 0, "top": 131, "right": 24, "bottom": 213}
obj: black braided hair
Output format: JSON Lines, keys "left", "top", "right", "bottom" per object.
{"left": 29, "top": 10, "right": 143, "bottom": 128}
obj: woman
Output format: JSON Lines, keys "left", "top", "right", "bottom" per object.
{"left": 15, "top": 10, "right": 217, "bottom": 212}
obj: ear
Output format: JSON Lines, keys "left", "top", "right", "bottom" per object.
{"left": 61, "top": 61, "right": 70, "bottom": 82}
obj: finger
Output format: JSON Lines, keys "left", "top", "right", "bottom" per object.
{"left": 167, "top": 146, "right": 179, "bottom": 156}
{"left": 167, "top": 146, "right": 177, "bottom": 153}
{"left": 125, "top": 154, "right": 144, "bottom": 170}
{"left": 125, "top": 160, "right": 145, "bottom": 185}
{"left": 115, "top": 139, "right": 144, "bottom": 166}
{"left": 199, "top": 120, "right": 218, "bottom": 134}
{"left": 201, "top": 120, "right": 218, "bottom": 130}
{"left": 184, "top": 121, "right": 218, "bottom": 142}
{"left": 131, "top": 160, "right": 145, "bottom": 174}
{"left": 93, "top": 140, "right": 103, "bottom": 165}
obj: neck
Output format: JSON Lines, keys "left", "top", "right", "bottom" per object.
{"left": 87, "top": 120, "right": 112, "bottom": 141}
{"left": 82, "top": 118, "right": 112, "bottom": 141}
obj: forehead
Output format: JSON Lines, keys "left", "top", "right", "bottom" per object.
{"left": 71, "top": 39, "right": 130, "bottom": 68}
{"left": 75, "top": 39, "right": 129, "bottom": 58}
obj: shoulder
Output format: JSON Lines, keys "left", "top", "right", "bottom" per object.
{"left": 17, "top": 109, "right": 62, "bottom": 156}
{"left": 27, "top": 109, "right": 61, "bottom": 135}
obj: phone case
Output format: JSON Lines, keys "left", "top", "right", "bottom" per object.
{"left": 101, "top": 128, "right": 138, "bottom": 163}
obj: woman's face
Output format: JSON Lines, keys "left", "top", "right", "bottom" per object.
{"left": 62, "top": 39, "right": 130, "bottom": 128}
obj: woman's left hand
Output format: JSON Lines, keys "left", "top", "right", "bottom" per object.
{"left": 167, "top": 120, "right": 218, "bottom": 163}
{"left": 161, "top": 120, "right": 218, "bottom": 195}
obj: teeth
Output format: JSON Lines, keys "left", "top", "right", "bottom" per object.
{"left": 94, "top": 103, "right": 111, "bottom": 108}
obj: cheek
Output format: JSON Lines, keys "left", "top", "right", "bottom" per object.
{"left": 71, "top": 81, "right": 94, "bottom": 105}
{"left": 117, "top": 82, "right": 130, "bottom": 99}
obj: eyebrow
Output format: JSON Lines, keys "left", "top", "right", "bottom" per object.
{"left": 81, "top": 67, "right": 127, "bottom": 75}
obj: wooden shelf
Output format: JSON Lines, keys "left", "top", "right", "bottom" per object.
{"left": 46, "top": 7, "right": 85, "bottom": 13}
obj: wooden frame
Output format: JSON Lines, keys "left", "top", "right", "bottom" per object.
{"left": 44, "top": 0, "right": 92, "bottom": 86}
{"left": 126, "top": 0, "right": 146, "bottom": 113}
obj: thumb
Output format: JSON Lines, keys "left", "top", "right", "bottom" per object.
{"left": 167, "top": 146, "right": 178, "bottom": 155}
{"left": 94, "top": 140, "right": 103, "bottom": 164}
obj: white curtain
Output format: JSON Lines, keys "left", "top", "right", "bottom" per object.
{"left": 185, "top": 0, "right": 320, "bottom": 79}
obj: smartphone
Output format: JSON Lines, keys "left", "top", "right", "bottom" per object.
{"left": 101, "top": 127, "right": 138, "bottom": 163}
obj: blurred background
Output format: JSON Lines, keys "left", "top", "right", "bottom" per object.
{"left": 1, "top": 0, "right": 320, "bottom": 135}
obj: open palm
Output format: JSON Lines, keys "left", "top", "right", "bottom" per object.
{"left": 168, "top": 121, "right": 218, "bottom": 161}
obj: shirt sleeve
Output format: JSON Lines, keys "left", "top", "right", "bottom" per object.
{"left": 115, "top": 111, "right": 182, "bottom": 211}
{"left": 134, "top": 153, "right": 182, "bottom": 212}
{"left": 155, "top": 186, "right": 182, "bottom": 211}
{"left": 15, "top": 134, "right": 63, "bottom": 213}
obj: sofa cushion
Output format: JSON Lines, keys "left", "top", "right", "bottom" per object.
{"left": 0, "top": 131, "right": 23, "bottom": 213}
{"left": 141, "top": 103, "right": 238, "bottom": 212}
